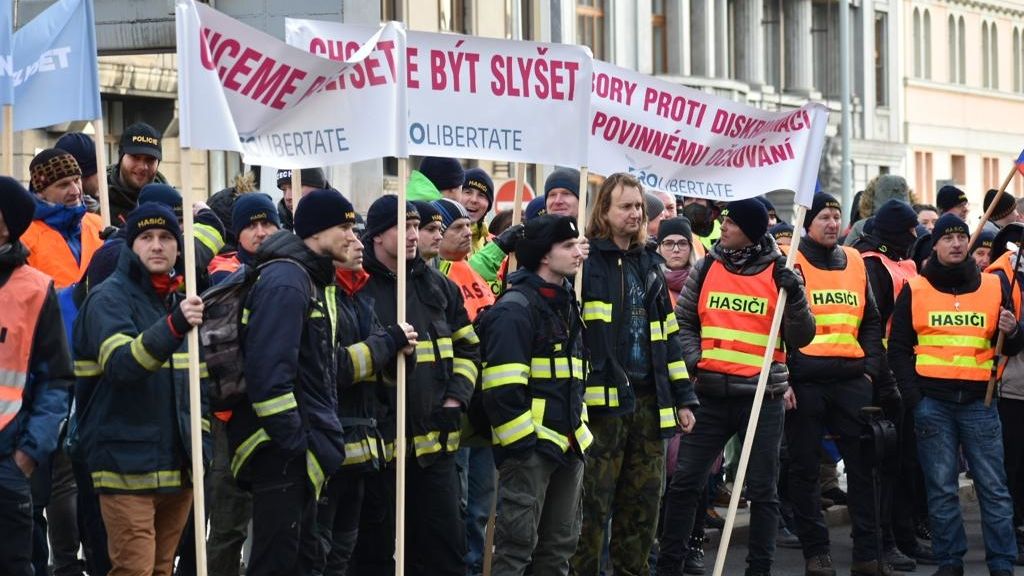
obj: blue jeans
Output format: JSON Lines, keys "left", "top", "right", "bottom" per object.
{"left": 914, "top": 396, "right": 1017, "bottom": 572}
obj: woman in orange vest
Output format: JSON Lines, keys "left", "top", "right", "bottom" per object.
{"left": 20, "top": 148, "right": 104, "bottom": 289}
{"left": 888, "top": 213, "right": 1023, "bottom": 574}
{"left": 657, "top": 217, "right": 694, "bottom": 309}
{"left": 787, "top": 193, "right": 904, "bottom": 576}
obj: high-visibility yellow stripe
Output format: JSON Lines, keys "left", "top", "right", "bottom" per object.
{"left": 528, "top": 357, "right": 585, "bottom": 379}
{"left": 453, "top": 324, "right": 479, "bottom": 344}
{"left": 917, "top": 354, "right": 993, "bottom": 370}
{"left": 348, "top": 343, "right": 373, "bottom": 381}
{"left": 201, "top": 418, "right": 211, "bottom": 433}
{"left": 415, "top": 341, "right": 436, "bottom": 362}
{"left": 91, "top": 469, "right": 182, "bottom": 491}
{"left": 307, "top": 450, "right": 326, "bottom": 499}
{"left": 531, "top": 397, "right": 546, "bottom": 424}
{"left": 584, "top": 386, "right": 606, "bottom": 406}
{"left": 325, "top": 286, "right": 338, "bottom": 343}
{"left": 808, "top": 333, "right": 861, "bottom": 346}
{"left": 581, "top": 403, "right": 589, "bottom": 423}
{"left": 98, "top": 333, "right": 133, "bottom": 369}
{"left": 701, "top": 326, "right": 771, "bottom": 347}
{"left": 815, "top": 313, "right": 862, "bottom": 328}
{"left": 129, "top": 336, "right": 162, "bottom": 371}
{"left": 650, "top": 320, "right": 666, "bottom": 342}
{"left": 74, "top": 360, "right": 101, "bottom": 377}
{"left": 664, "top": 313, "right": 680, "bottom": 335}
{"left": 252, "top": 392, "right": 298, "bottom": 418}
{"left": 343, "top": 439, "right": 372, "bottom": 466}
{"left": 493, "top": 411, "right": 535, "bottom": 446}
{"left": 701, "top": 348, "right": 764, "bottom": 369}
{"left": 575, "top": 423, "right": 594, "bottom": 451}
{"left": 482, "top": 363, "right": 529, "bottom": 389}
{"left": 659, "top": 407, "right": 676, "bottom": 430}
{"left": 171, "top": 353, "right": 209, "bottom": 378}
{"left": 413, "top": 431, "right": 442, "bottom": 456}
{"left": 241, "top": 308, "right": 251, "bottom": 325}
{"left": 231, "top": 428, "right": 270, "bottom": 477}
{"left": 453, "top": 358, "right": 479, "bottom": 382}
{"left": 536, "top": 424, "right": 571, "bottom": 451}
{"left": 667, "top": 360, "right": 689, "bottom": 381}
{"left": 918, "top": 335, "right": 991, "bottom": 349}
{"left": 608, "top": 388, "right": 619, "bottom": 407}
{"left": 446, "top": 430, "right": 461, "bottom": 452}
{"left": 194, "top": 223, "right": 225, "bottom": 255}
{"left": 583, "top": 301, "right": 612, "bottom": 323}
{"left": 435, "top": 338, "right": 454, "bottom": 359}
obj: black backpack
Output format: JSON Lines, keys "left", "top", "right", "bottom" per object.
{"left": 199, "top": 258, "right": 311, "bottom": 411}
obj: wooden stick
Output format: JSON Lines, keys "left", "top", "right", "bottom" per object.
{"left": 711, "top": 204, "right": 807, "bottom": 576}
{"left": 94, "top": 118, "right": 111, "bottom": 228}
{"left": 574, "top": 166, "right": 589, "bottom": 302}
{"left": 179, "top": 147, "right": 209, "bottom": 576}
{"left": 969, "top": 166, "right": 1019, "bottom": 253}
{"left": 506, "top": 162, "right": 526, "bottom": 274}
{"left": 2, "top": 105, "right": 11, "bottom": 176}
{"left": 986, "top": 237, "right": 1024, "bottom": 406}
{"left": 395, "top": 157, "right": 409, "bottom": 576}
{"left": 291, "top": 168, "right": 302, "bottom": 211}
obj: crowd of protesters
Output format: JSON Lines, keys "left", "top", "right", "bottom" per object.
{"left": 3, "top": 123, "right": 1024, "bottom": 576}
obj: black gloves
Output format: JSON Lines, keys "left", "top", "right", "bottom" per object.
{"left": 494, "top": 223, "right": 525, "bottom": 254}
{"left": 876, "top": 383, "right": 903, "bottom": 421}
{"left": 384, "top": 324, "right": 411, "bottom": 351}
{"left": 168, "top": 307, "right": 192, "bottom": 338}
{"left": 435, "top": 405, "right": 463, "bottom": 432}
{"left": 774, "top": 266, "right": 804, "bottom": 294}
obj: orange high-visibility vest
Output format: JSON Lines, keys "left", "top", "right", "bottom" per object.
{"left": 208, "top": 253, "right": 242, "bottom": 277}
{"left": 796, "top": 246, "right": 867, "bottom": 358}
{"left": 861, "top": 250, "right": 917, "bottom": 343}
{"left": 23, "top": 212, "right": 104, "bottom": 289}
{"left": 986, "top": 252, "right": 1022, "bottom": 319}
{"left": 909, "top": 273, "right": 1001, "bottom": 382}
{"left": 697, "top": 260, "right": 785, "bottom": 377}
{"left": 442, "top": 259, "right": 496, "bottom": 321}
{"left": 0, "top": 265, "right": 51, "bottom": 430}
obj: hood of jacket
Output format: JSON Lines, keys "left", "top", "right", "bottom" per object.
{"left": 406, "top": 170, "right": 443, "bottom": 202}
{"left": 255, "top": 229, "right": 334, "bottom": 286}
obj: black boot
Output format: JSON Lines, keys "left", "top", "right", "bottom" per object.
{"left": 683, "top": 534, "right": 706, "bottom": 575}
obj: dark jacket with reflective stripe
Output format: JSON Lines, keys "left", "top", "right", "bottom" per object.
{"left": 227, "top": 231, "right": 345, "bottom": 490}
{"left": 361, "top": 248, "right": 479, "bottom": 467}
{"left": 581, "top": 237, "right": 697, "bottom": 436}
{"left": 676, "top": 235, "right": 815, "bottom": 398}
{"left": 73, "top": 248, "right": 209, "bottom": 494}
{"left": 789, "top": 237, "right": 887, "bottom": 383}
{"left": 335, "top": 268, "right": 398, "bottom": 472}
{"left": 480, "top": 270, "right": 590, "bottom": 465}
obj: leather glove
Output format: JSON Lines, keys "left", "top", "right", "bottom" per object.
{"left": 773, "top": 266, "right": 804, "bottom": 294}
{"left": 494, "top": 223, "right": 525, "bottom": 254}
{"left": 875, "top": 382, "right": 903, "bottom": 422}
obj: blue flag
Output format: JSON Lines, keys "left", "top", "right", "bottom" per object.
{"left": 0, "top": 1, "right": 12, "bottom": 106}
{"left": 8, "top": 0, "right": 99, "bottom": 131}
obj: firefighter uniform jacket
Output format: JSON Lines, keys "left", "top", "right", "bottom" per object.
{"left": 227, "top": 231, "right": 344, "bottom": 498}
{"left": 73, "top": 248, "right": 210, "bottom": 494}
{"left": 479, "top": 270, "right": 593, "bottom": 465}
{"left": 581, "top": 238, "right": 697, "bottom": 438}
{"left": 361, "top": 248, "right": 480, "bottom": 466}
{"left": 676, "top": 235, "right": 815, "bottom": 398}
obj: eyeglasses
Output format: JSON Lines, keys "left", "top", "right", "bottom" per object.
{"left": 660, "top": 240, "right": 690, "bottom": 251}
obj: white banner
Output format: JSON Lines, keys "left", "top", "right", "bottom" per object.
{"left": 589, "top": 61, "right": 828, "bottom": 207}
{"left": 286, "top": 19, "right": 591, "bottom": 167}
{"left": 175, "top": 0, "right": 405, "bottom": 168}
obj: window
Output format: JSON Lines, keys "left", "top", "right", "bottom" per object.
{"left": 951, "top": 154, "right": 966, "bottom": 185}
{"left": 913, "top": 8, "right": 921, "bottom": 78}
{"left": 652, "top": 0, "right": 667, "bottom": 74}
{"left": 1014, "top": 27, "right": 1024, "bottom": 92}
{"left": 948, "top": 14, "right": 966, "bottom": 84}
{"left": 915, "top": 151, "right": 934, "bottom": 201}
{"left": 923, "top": 9, "right": 931, "bottom": 79}
{"left": 983, "top": 157, "right": 1001, "bottom": 189}
{"left": 875, "top": 12, "right": 888, "bottom": 105}
{"left": 983, "top": 21, "right": 999, "bottom": 89}
{"left": 577, "top": 0, "right": 606, "bottom": 60}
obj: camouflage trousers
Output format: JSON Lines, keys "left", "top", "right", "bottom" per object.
{"left": 570, "top": 391, "right": 665, "bottom": 576}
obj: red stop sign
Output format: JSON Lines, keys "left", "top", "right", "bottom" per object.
{"left": 494, "top": 179, "right": 535, "bottom": 212}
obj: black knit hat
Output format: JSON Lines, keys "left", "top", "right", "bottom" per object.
{"left": 770, "top": 222, "right": 794, "bottom": 242}
{"left": 55, "top": 133, "right": 97, "bottom": 177}
{"left": 756, "top": 196, "right": 777, "bottom": 219}
{"left": 464, "top": 168, "right": 494, "bottom": 213}
{"left": 364, "top": 195, "right": 420, "bottom": 241}
{"left": 524, "top": 196, "right": 547, "bottom": 220}
{"left": 911, "top": 232, "right": 933, "bottom": 270}
{"left": 293, "top": 189, "right": 356, "bottom": 239}
{"left": 516, "top": 215, "right": 579, "bottom": 271}
{"left": 276, "top": 168, "right": 328, "bottom": 191}
{"left": 984, "top": 188, "right": 1017, "bottom": 221}
{"left": 545, "top": 167, "right": 580, "bottom": 199}
{"left": 231, "top": 193, "right": 280, "bottom": 239}
{"left": 871, "top": 199, "right": 918, "bottom": 235}
{"left": 721, "top": 198, "right": 768, "bottom": 243}
{"left": 125, "top": 202, "right": 181, "bottom": 248}
{"left": 937, "top": 185, "right": 968, "bottom": 212}
{"left": 418, "top": 157, "right": 465, "bottom": 191}
{"left": 975, "top": 229, "right": 996, "bottom": 252}
{"left": 120, "top": 122, "right": 163, "bottom": 160}
{"left": 138, "top": 183, "right": 183, "bottom": 220}
{"left": 804, "top": 193, "right": 842, "bottom": 229}
{"left": 991, "top": 223, "right": 1024, "bottom": 262}
{"left": 29, "top": 148, "right": 81, "bottom": 192}
{"left": 932, "top": 213, "right": 969, "bottom": 240}
{"left": 431, "top": 198, "right": 470, "bottom": 231}
{"left": 0, "top": 176, "right": 36, "bottom": 241}
{"left": 412, "top": 200, "right": 442, "bottom": 229}
{"left": 657, "top": 217, "right": 692, "bottom": 244}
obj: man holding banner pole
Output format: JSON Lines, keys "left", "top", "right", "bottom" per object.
{"left": 572, "top": 172, "right": 698, "bottom": 576}
{"left": 657, "top": 198, "right": 815, "bottom": 576}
